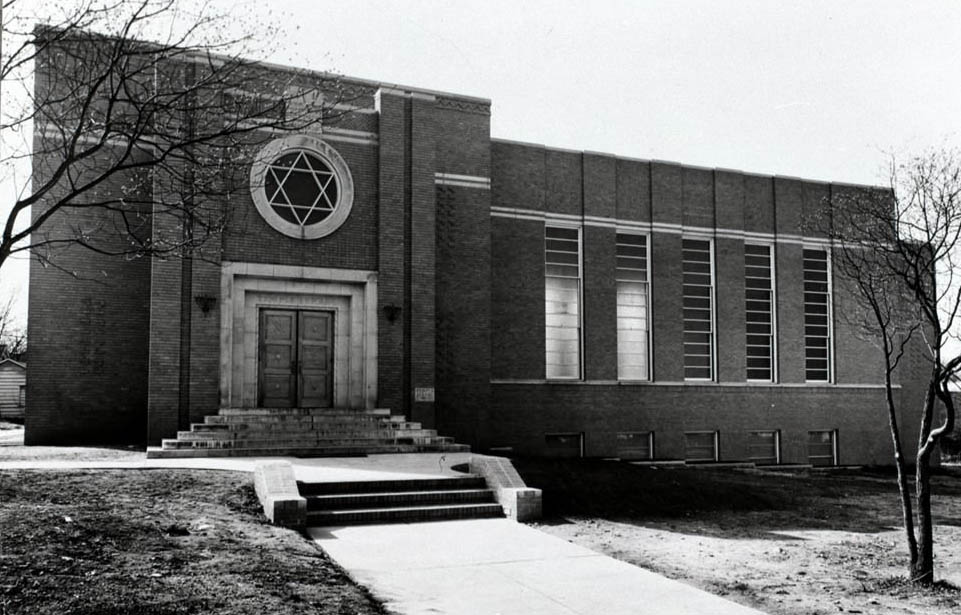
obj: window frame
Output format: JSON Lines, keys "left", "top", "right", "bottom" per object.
{"left": 744, "top": 241, "right": 778, "bottom": 383}
{"left": 802, "top": 246, "right": 835, "bottom": 383}
{"left": 616, "top": 431, "right": 655, "bottom": 461}
{"left": 544, "top": 223, "right": 584, "bottom": 381}
{"left": 682, "top": 236, "right": 716, "bottom": 382}
{"left": 615, "top": 230, "right": 652, "bottom": 381}
{"left": 684, "top": 430, "right": 720, "bottom": 462}
{"left": 545, "top": 432, "right": 585, "bottom": 457}
{"left": 808, "top": 429, "right": 839, "bottom": 466}
{"left": 747, "top": 429, "right": 781, "bottom": 465}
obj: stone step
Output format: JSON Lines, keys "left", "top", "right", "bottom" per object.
{"left": 306, "top": 489, "right": 495, "bottom": 511}
{"left": 299, "top": 476, "right": 488, "bottom": 496}
{"left": 198, "top": 416, "right": 422, "bottom": 430}
{"left": 217, "top": 407, "right": 391, "bottom": 418}
{"left": 151, "top": 407, "right": 469, "bottom": 460}
{"left": 177, "top": 428, "right": 440, "bottom": 441}
{"left": 160, "top": 435, "right": 455, "bottom": 449}
{"left": 306, "top": 502, "right": 504, "bottom": 526}
{"left": 146, "top": 442, "right": 471, "bottom": 458}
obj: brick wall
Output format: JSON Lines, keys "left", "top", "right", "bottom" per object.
{"left": 487, "top": 142, "right": 929, "bottom": 463}
{"left": 433, "top": 103, "right": 492, "bottom": 447}
{"left": 221, "top": 138, "right": 378, "bottom": 271}
{"left": 490, "top": 382, "right": 895, "bottom": 464}
{"left": 27, "top": 156, "right": 152, "bottom": 444}
{"left": 490, "top": 216, "right": 545, "bottom": 380}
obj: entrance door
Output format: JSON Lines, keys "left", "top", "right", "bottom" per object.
{"left": 258, "top": 309, "right": 333, "bottom": 407}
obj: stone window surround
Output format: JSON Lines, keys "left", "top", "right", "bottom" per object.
{"left": 220, "top": 262, "right": 378, "bottom": 409}
{"left": 249, "top": 135, "right": 355, "bottom": 240}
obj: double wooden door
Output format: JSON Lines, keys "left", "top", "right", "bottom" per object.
{"left": 258, "top": 309, "right": 333, "bottom": 408}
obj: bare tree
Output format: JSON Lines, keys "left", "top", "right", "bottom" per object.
{"left": 0, "top": 0, "right": 352, "bottom": 275}
{"left": 0, "top": 295, "right": 26, "bottom": 360}
{"left": 826, "top": 148, "right": 961, "bottom": 585}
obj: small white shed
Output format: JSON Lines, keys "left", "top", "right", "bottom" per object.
{"left": 0, "top": 359, "right": 26, "bottom": 419}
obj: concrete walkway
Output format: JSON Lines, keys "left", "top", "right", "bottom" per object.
{"left": 310, "top": 518, "right": 765, "bottom": 615}
{"left": 0, "top": 451, "right": 473, "bottom": 482}
{"left": 1, "top": 450, "right": 766, "bottom": 614}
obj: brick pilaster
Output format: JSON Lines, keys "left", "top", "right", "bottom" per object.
{"left": 409, "top": 94, "right": 438, "bottom": 426}
{"left": 375, "top": 89, "right": 408, "bottom": 415}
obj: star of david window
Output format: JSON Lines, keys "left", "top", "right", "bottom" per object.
{"left": 265, "top": 150, "right": 338, "bottom": 226}
{"left": 249, "top": 135, "right": 354, "bottom": 239}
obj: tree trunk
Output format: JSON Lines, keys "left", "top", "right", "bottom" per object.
{"left": 883, "top": 365, "right": 918, "bottom": 566}
{"left": 908, "top": 378, "right": 939, "bottom": 584}
{"left": 912, "top": 454, "right": 934, "bottom": 584}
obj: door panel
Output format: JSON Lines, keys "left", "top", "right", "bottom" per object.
{"left": 258, "top": 308, "right": 334, "bottom": 408}
{"left": 298, "top": 311, "right": 333, "bottom": 407}
{"left": 259, "top": 310, "right": 297, "bottom": 407}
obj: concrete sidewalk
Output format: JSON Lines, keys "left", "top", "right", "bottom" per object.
{"left": 0, "top": 451, "right": 472, "bottom": 482}
{"left": 310, "top": 519, "right": 767, "bottom": 615}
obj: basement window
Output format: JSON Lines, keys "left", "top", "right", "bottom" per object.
{"left": 808, "top": 430, "right": 838, "bottom": 466}
{"left": 616, "top": 431, "right": 653, "bottom": 460}
{"left": 747, "top": 430, "right": 780, "bottom": 465}
{"left": 684, "top": 431, "right": 719, "bottom": 462}
{"left": 545, "top": 432, "right": 584, "bottom": 457}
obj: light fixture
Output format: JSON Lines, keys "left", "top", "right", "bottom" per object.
{"left": 382, "top": 303, "right": 402, "bottom": 322}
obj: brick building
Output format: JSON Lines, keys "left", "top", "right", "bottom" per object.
{"left": 26, "top": 47, "right": 925, "bottom": 464}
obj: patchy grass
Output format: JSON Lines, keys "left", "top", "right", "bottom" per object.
{"left": 0, "top": 469, "right": 387, "bottom": 615}
{"left": 0, "top": 438, "right": 145, "bottom": 462}
{"left": 515, "top": 458, "right": 961, "bottom": 615}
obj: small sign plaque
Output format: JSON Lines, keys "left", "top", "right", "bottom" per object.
{"left": 414, "top": 387, "right": 435, "bottom": 402}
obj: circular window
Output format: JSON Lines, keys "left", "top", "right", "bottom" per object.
{"left": 249, "top": 135, "right": 354, "bottom": 239}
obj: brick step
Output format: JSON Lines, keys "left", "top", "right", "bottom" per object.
{"left": 217, "top": 407, "right": 391, "bottom": 418}
{"left": 160, "top": 435, "right": 455, "bottom": 449}
{"left": 177, "top": 428, "right": 440, "bottom": 441}
{"left": 146, "top": 442, "right": 471, "bottom": 458}
{"left": 306, "top": 489, "right": 495, "bottom": 511}
{"left": 306, "top": 502, "right": 504, "bottom": 526}
{"left": 199, "top": 417, "right": 422, "bottom": 430}
{"left": 299, "top": 476, "right": 488, "bottom": 496}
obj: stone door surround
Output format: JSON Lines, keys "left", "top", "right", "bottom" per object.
{"left": 220, "top": 262, "right": 378, "bottom": 409}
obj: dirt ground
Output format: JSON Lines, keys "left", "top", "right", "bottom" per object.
{"left": 0, "top": 468, "right": 387, "bottom": 615}
{"left": 516, "top": 459, "right": 961, "bottom": 615}
{"left": 0, "top": 422, "right": 145, "bottom": 462}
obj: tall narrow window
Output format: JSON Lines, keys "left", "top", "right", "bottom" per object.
{"left": 616, "top": 233, "right": 650, "bottom": 380}
{"left": 683, "top": 238, "right": 715, "bottom": 380}
{"left": 803, "top": 248, "right": 832, "bottom": 382}
{"left": 545, "top": 226, "right": 581, "bottom": 379}
{"left": 745, "top": 244, "right": 775, "bottom": 381}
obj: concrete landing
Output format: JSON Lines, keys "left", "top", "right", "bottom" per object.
{"left": 309, "top": 518, "right": 767, "bottom": 615}
{"left": 0, "top": 452, "right": 472, "bottom": 482}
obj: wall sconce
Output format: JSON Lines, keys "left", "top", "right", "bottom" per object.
{"left": 382, "top": 303, "right": 402, "bottom": 323}
{"left": 194, "top": 294, "right": 218, "bottom": 315}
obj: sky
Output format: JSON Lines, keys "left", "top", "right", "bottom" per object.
{"left": 1, "top": 0, "right": 960, "bottom": 328}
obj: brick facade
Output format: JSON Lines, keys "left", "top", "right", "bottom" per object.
{"left": 26, "top": 45, "right": 926, "bottom": 465}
